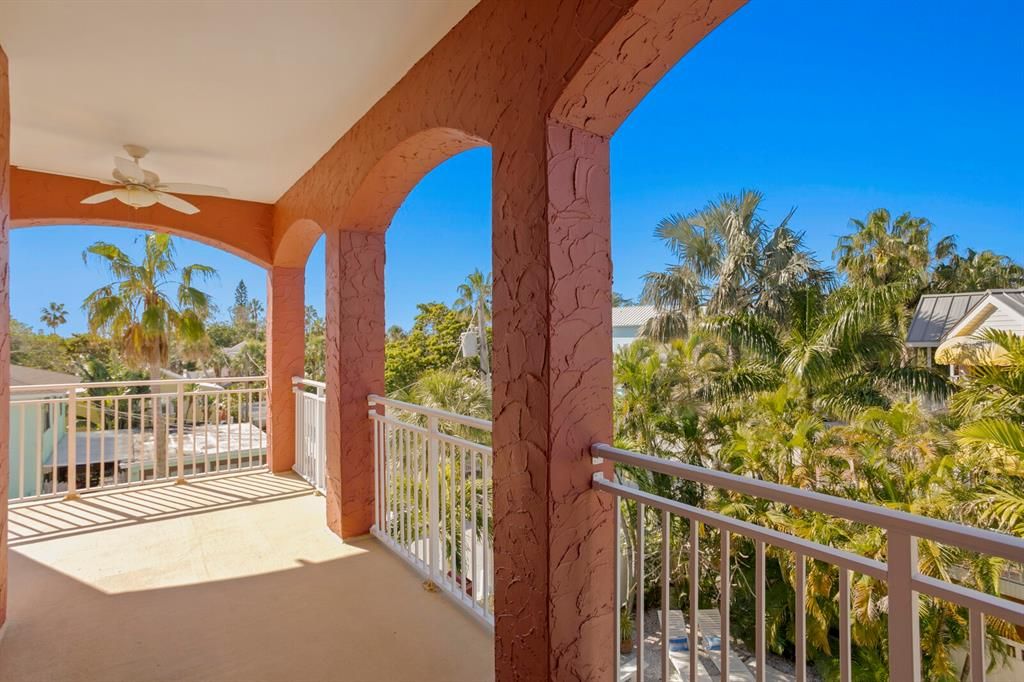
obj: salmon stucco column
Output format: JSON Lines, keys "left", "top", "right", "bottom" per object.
{"left": 0, "top": 45, "right": 11, "bottom": 629}
{"left": 266, "top": 266, "right": 305, "bottom": 473}
{"left": 491, "top": 119, "right": 615, "bottom": 680}
{"left": 324, "top": 228, "right": 384, "bottom": 538}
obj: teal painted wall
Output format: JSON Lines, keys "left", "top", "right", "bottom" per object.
{"left": 9, "top": 399, "right": 68, "bottom": 499}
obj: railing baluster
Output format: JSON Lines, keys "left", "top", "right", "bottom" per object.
{"left": 795, "top": 552, "right": 806, "bottom": 682}
{"left": 35, "top": 400, "right": 43, "bottom": 496}
{"left": 661, "top": 509, "right": 670, "bottom": 682}
{"left": 383, "top": 422, "right": 390, "bottom": 537}
{"left": 615, "top": 493, "right": 622, "bottom": 681}
{"left": 66, "top": 390, "right": 78, "bottom": 499}
{"left": 969, "top": 609, "right": 985, "bottom": 682}
{"left": 129, "top": 396, "right": 136, "bottom": 484}
{"left": 887, "top": 531, "right": 922, "bottom": 682}
{"left": 85, "top": 396, "right": 91, "bottom": 490}
{"left": 176, "top": 382, "right": 185, "bottom": 482}
{"left": 203, "top": 395, "right": 210, "bottom": 476}
{"left": 189, "top": 389, "right": 196, "bottom": 477}
{"left": 99, "top": 398, "right": 106, "bottom": 489}
{"left": 482, "top": 444, "right": 491, "bottom": 616}
{"left": 422, "top": 432, "right": 429, "bottom": 566}
{"left": 449, "top": 440, "right": 457, "bottom": 595}
{"left": 839, "top": 567, "right": 851, "bottom": 682}
{"left": 372, "top": 408, "right": 379, "bottom": 530}
{"left": 720, "top": 529, "right": 730, "bottom": 681}
{"left": 113, "top": 398, "right": 119, "bottom": 486}
{"left": 399, "top": 425, "right": 406, "bottom": 548}
{"left": 214, "top": 395, "right": 221, "bottom": 472}
{"left": 405, "top": 426, "right": 412, "bottom": 551}
{"left": 247, "top": 389, "right": 254, "bottom": 468}
{"left": 689, "top": 520, "right": 698, "bottom": 682}
{"left": 470, "top": 447, "right": 478, "bottom": 609}
{"left": 755, "top": 539, "right": 765, "bottom": 682}
{"left": 458, "top": 444, "right": 467, "bottom": 600}
{"left": 52, "top": 398, "right": 59, "bottom": 495}
{"left": 18, "top": 402, "right": 25, "bottom": 499}
{"left": 636, "top": 501, "right": 646, "bottom": 682}
{"left": 439, "top": 440, "right": 447, "bottom": 578}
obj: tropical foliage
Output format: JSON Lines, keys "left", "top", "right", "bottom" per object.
{"left": 615, "top": 193, "right": 1024, "bottom": 680}
{"left": 40, "top": 302, "right": 68, "bottom": 333}
{"left": 82, "top": 233, "right": 217, "bottom": 472}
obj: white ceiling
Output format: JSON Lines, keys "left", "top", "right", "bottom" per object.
{"left": 0, "top": 0, "right": 477, "bottom": 203}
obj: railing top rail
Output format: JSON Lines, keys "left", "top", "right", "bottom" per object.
{"left": 368, "top": 394, "right": 492, "bottom": 432}
{"left": 292, "top": 376, "right": 327, "bottom": 390}
{"left": 10, "top": 375, "right": 267, "bottom": 394}
{"left": 593, "top": 442, "right": 1024, "bottom": 564}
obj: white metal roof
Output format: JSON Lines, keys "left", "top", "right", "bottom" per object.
{"left": 905, "top": 290, "right": 1024, "bottom": 347}
{"left": 941, "top": 290, "right": 1024, "bottom": 341}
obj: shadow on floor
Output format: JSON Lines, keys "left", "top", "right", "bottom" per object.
{"left": 2, "top": 473, "right": 494, "bottom": 682}
{"left": 8, "top": 470, "right": 314, "bottom": 546}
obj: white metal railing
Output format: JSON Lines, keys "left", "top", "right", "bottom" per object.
{"left": 368, "top": 394, "right": 494, "bottom": 628}
{"left": 9, "top": 376, "right": 268, "bottom": 502}
{"left": 592, "top": 443, "right": 1024, "bottom": 682}
{"left": 292, "top": 377, "right": 326, "bottom": 492}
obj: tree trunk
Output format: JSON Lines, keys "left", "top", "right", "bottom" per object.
{"left": 149, "top": 361, "right": 168, "bottom": 478}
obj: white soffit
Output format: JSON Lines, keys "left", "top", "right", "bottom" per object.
{"left": 0, "top": 0, "right": 478, "bottom": 203}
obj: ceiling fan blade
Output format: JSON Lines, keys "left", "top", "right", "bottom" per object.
{"left": 114, "top": 156, "right": 146, "bottom": 183}
{"left": 80, "top": 189, "right": 120, "bottom": 205}
{"left": 156, "top": 183, "right": 229, "bottom": 197}
{"left": 154, "top": 191, "right": 200, "bottom": 215}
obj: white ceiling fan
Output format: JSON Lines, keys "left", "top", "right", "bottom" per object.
{"left": 80, "top": 145, "right": 229, "bottom": 215}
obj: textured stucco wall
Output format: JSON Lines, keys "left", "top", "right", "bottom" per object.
{"left": 0, "top": 46, "right": 9, "bottom": 630}
{"left": 324, "top": 229, "right": 384, "bottom": 538}
{"left": 267, "top": 1, "right": 745, "bottom": 679}
{"left": 266, "top": 267, "right": 306, "bottom": 473}
{"left": 0, "top": 0, "right": 746, "bottom": 672}
{"left": 9, "top": 168, "right": 275, "bottom": 267}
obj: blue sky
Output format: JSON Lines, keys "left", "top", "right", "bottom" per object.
{"left": 11, "top": 0, "right": 1023, "bottom": 333}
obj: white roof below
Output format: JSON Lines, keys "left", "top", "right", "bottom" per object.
{"left": 613, "top": 305, "right": 658, "bottom": 328}
{"left": 0, "top": 1, "right": 478, "bottom": 202}
{"left": 906, "top": 289, "right": 1024, "bottom": 347}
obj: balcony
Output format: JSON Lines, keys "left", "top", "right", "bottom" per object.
{"left": 1, "top": 3, "right": 1023, "bottom": 680}
{"left": 4, "top": 376, "right": 1024, "bottom": 681}
{"left": 3, "top": 437, "right": 493, "bottom": 681}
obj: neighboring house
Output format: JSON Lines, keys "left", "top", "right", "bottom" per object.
{"left": 907, "top": 289, "right": 1024, "bottom": 376}
{"left": 612, "top": 305, "right": 657, "bottom": 351}
{"left": 9, "top": 364, "right": 79, "bottom": 499}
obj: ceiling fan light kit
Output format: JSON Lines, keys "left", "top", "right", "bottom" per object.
{"left": 80, "top": 145, "right": 230, "bottom": 215}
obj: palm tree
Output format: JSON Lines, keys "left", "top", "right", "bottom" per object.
{"left": 454, "top": 269, "right": 492, "bottom": 379}
{"left": 82, "top": 233, "right": 216, "bottom": 476}
{"left": 40, "top": 302, "right": 68, "bottom": 333}
{"left": 247, "top": 298, "right": 265, "bottom": 325}
{"left": 642, "top": 190, "right": 831, "bottom": 341}
{"left": 705, "top": 285, "right": 950, "bottom": 420}
{"left": 931, "top": 243, "right": 1024, "bottom": 293}
{"left": 406, "top": 368, "right": 491, "bottom": 440}
{"left": 952, "top": 330, "right": 1024, "bottom": 536}
{"left": 833, "top": 209, "right": 941, "bottom": 288}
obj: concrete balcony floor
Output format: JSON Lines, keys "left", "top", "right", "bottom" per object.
{"left": 1, "top": 470, "right": 494, "bottom": 682}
